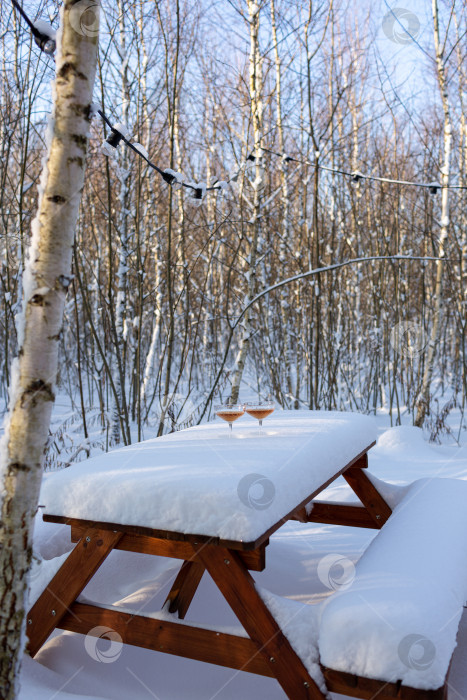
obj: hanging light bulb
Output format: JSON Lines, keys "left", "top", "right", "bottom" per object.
{"left": 162, "top": 168, "right": 184, "bottom": 190}
{"left": 101, "top": 123, "right": 130, "bottom": 157}
{"left": 12, "top": 2, "right": 56, "bottom": 56}
{"left": 102, "top": 130, "right": 124, "bottom": 157}
{"left": 34, "top": 34, "right": 56, "bottom": 54}
{"left": 229, "top": 161, "right": 245, "bottom": 183}
{"left": 186, "top": 182, "right": 206, "bottom": 207}
{"left": 216, "top": 181, "right": 229, "bottom": 196}
{"left": 32, "top": 20, "right": 56, "bottom": 54}
{"left": 351, "top": 171, "right": 364, "bottom": 184}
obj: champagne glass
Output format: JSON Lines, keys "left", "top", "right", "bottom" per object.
{"left": 244, "top": 399, "right": 275, "bottom": 435}
{"left": 215, "top": 403, "right": 245, "bottom": 437}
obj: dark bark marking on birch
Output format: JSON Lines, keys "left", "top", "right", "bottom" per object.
{"left": 47, "top": 195, "right": 67, "bottom": 204}
{"left": 20, "top": 381, "right": 55, "bottom": 408}
{"left": 7, "top": 463, "right": 30, "bottom": 473}
{"left": 70, "top": 103, "right": 90, "bottom": 118}
{"left": 71, "top": 134, "right": 87, "bottom": 150}
{"left": 83, "top": 103, "right": 93, "bottom": 119}
{"left": 67, "top": 156, "right": 84, "bottom": 167}
{"left": 29, "top": 295, "right": 49, "bottom": 306}
{"left": 57, "top": 62, "right": 87, "bottom": 81}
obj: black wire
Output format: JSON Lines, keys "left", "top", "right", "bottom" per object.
{"left": 98, "top": 110, "right": 225, "bottom": 194}
{"left": 11, "top": 0, "right": 36, "bottom": 33}
{"left": 259, "top": 145, "right": 466, "bottom": 191}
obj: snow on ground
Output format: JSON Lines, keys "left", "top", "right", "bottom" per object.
{"left": 14, "top": 408, "right": 467, "bottom": 699}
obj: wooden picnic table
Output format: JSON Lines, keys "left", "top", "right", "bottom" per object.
{"left": 27, "top": 411, "right": 392, "bottom": 700}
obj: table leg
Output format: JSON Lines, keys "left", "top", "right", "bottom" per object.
{"left": 163, "top": 560, "right": 205, "bottom": 618}
{"left": 193, "top": 544, "right": 326, "bottom": 700}
{"left": 27, "top": 528, "right": 122, "bottom": 656}
{"left": 343, "top": 463, "right": 392, "bottom": 527}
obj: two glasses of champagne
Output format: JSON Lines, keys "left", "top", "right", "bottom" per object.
{"left": 215, "top": 398, "right": 274, "bottom": 436}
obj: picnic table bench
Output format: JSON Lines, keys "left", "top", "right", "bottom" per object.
{"left": 319, "top": 475, "right": 467, "bottom": 699}
{"left": 26, "top": 411, "right": 467, "bottom": 699}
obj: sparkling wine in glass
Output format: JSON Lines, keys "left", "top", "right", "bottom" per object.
{"left": 215, "top": 403, "right": 245, "bottom": 436}
{"left": 244, "top": 399, "right": 275, "bottom": 434}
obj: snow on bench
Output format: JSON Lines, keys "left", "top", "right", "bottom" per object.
{"left": 319, "top": 477, "right": 467, "bottom": 692}
{"left": 40, "top": 410, "right": 375, "bottom": 546}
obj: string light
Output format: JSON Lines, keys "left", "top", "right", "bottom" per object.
{"left": 98, "top": 110, "right": 236, "bottom": 203}
{"left": 11, "top": 1, "right": 466, "bottom": 197}
{"left": 261, "top": 147, "right": 466, "bottom": 192}
{"left": 101, "top": 124, "right": 127, "bottom": 156}
{"left": 11, "top": 0, "right": 56, "bottom": 55}
{"left": 99, "top": 108, "right": 467, "bottom": 206}
{"left": 351, "top": 171, "right": 364, "bottom": 184}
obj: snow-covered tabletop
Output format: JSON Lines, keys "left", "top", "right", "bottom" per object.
{"left": 41, "top": 410, "right": 376, "bottom": 547}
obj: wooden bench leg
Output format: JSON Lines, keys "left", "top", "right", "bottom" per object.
{"left": 343, "top": 463, "right": 392, "bottom": 527}
{"left": 27, "top": 528, "right": 122, "bottom": 656}
{"left": 163, "top": 560, "right": 205, "bottom": 618}
{"left": 194, "top": 544, "right": 327, "bottom": 700}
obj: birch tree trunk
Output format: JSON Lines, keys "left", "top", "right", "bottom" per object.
{"left": 415, "top": 0, "right": 452, "bottom": 427}
{"left": 270, "top": 0, "right": 294, "bottom": 403}
{"left": 110, "top": 0, "right": 132, "bottom": 446}
{"left": 155, "top": 0, "right": 181, "bottom": 436}
{"left": 230, "top": 0, "right": 263, "bottom": 403}
{"left": 0, "top": 3, "right": 99, "bottom": 697}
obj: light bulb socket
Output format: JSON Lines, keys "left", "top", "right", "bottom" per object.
{"left": 106, "top": 130, "right": 124, "bottom": 148}
{"left": 162, "top": 171, "right": 176, "bottom": 185}
{"left": 34, "top": 34, "right": 56, "bottom": 55}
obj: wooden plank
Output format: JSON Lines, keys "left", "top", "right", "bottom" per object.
{"left": 27, "top": 528, "right": 122, "bottom": 657}
{"left": 194, "top": 544, "right": 326, "bottom": 700}
{"left": 351, "top": 453, "right": 369, "bottom": 469}
{"left": 343, "top": 466, "right": 392, "bottom": 527}
{"left": 323, "top": 667, "right": 445, "bottom": 699}
{"left": 59, "top": 602, "right": 274, "bottom": 677}
{"left": 69, "top": 524, "right": 266, "bottom": 571}
{"left": 164, "top": 560, "right": 205, "bottom": 618}
{"left": 44, "top": 512, "right": 263, "bottom": 551}
{"left": 291, "top": 502, "right": 378, "bottom": 529}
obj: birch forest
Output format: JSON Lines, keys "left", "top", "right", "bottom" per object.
{"left": 1, "top": 0, "right": 466, "bottom": 466}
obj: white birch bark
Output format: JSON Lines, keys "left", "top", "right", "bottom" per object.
{"left": 140, "top": 242, "right": 163, "bottom": 411}
{"left": 270, "top": 0, "right": 293, "bottom": 402}
{"left": 453, "top": 9, "right": 467, "bottom": 405}
{"left": 110, "top": 0, "right": 131, "bottom": 445}
{"left": 415, "top": 0, "right": 452, "bottom": 427}
{"left": 0, "top": 2, "right": 99, "bottom": 697}
{"left": 138, "top": 4, "right": 162, "bottom": 414}
{"left": 230, "top": 0, "right": 263, "bottom": 403}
